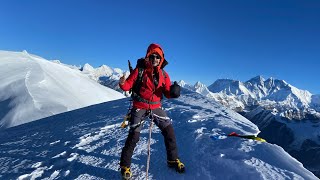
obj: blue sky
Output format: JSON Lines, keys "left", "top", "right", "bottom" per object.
{"left": 1, "top": 0, "right": 319, "bottom": 94}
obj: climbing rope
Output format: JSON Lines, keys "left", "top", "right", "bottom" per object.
{"left": 146, "top": 111, "right": 154, "bottom": 180}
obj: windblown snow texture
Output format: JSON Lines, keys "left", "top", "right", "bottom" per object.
{"left": 0, "top": 50, "right": 124, "bottom": 130}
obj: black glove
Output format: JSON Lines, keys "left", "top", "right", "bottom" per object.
{"left": 170, "top": 81, "right": 180, "bottom": 98}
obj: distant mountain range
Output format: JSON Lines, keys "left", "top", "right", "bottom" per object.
{"left": 179, "top": 76, "right": 320, "bottom": 118}
{"left": 78, "top": 63, "right": 129, "bottom": 92}
{"left": 69, "top": 62, "right": 320, "bottom": 124}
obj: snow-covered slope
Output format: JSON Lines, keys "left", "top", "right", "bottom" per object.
{"left": 0, "top": 50, "right": 125, "bottom": 130}
{"left": 185, "top": 76, "right": 319, "bottom": 177}
{"left": 0, "top": 89, "right": 317, "bottom": 179}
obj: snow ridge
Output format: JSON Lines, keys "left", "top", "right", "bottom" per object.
{"left": 0, "top": 50, "right": 125, "bottom": 129}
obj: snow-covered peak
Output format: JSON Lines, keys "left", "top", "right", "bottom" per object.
{"left": 95, "top": 65, "right": 113, "bottom": 77}
{"left": 260, "top": 78, "right": 312, "bottom": 107}
{"left": 22, "top": 50, "right": 29, "bottom": 55}
{"left": 79, "top": 63, "right": 129, "bottom": 84}
{"left": 51, "top": 60, "right": 81, "bottom": 70}
{"left": 193, "top": 81, "right": 211, "bottom": 95}
{"left": 287, "top": 85, "right": 312, "bottom": 106}
{"left": 246, "top": 75, "right": 265, "bottom": 87}
{"left": 264, "top": 77, "right": 288, "bottom": 90}
{"left": 81, "top": 63, "right": 95, "bottom": 73}
{"left": 51, "top": 60, "right": 62, "bottom": 64}
{"left": 113, "top": 68, "right": 123, "bottom": 75}
{"left": 245, "top": 77, "right": 267, "bottom": 100}
{"left": 207, "top": 76, "right": 313, "bottom": 111}
{"left": 194, "top": 81, "right": 204, "bottom": 87}
{"left": 177, "top": 80, "right": 187, "bottom": 87}
{"left": 176, "top": 80, "right": 194, "bottom": 91}
{"left": 208, "top": 79, "right": 235, "bottom": 93}
{"left": 0, "top": 50, "right": 125, "bottom": 129}
{"left": 208, "top": 79, "right": 253, "bottom": 97}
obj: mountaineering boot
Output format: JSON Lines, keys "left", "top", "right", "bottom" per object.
{"left": 167, "top": 159, "right": 185, "bottom": 173}
{"left": 120, "top": 166, "right": 132, "bottom": 180}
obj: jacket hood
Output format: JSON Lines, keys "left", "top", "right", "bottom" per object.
{"left": 145, "top": 43, "right": 165, "bottom": 69}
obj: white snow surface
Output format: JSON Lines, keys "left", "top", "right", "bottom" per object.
{"left": 0, "top": 50, "right": 125, "bottom": 129}
{"left": 0, "top": 89, "right": 317, "bottom": 180}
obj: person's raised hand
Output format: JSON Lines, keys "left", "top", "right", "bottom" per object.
{"left": 119, "top": 74, "right": 126, "bottom": 85}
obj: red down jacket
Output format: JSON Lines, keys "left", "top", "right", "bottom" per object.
{"left": 119, "top": 44, "right": 172, "bottom": 109}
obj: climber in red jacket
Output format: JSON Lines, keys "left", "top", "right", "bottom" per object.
{"left": 119, "top": 43, "right": 184, "bottom": 179}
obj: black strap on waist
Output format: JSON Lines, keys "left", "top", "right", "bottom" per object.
{"left": 132, "top": 93, "right": 160, "bottom": 105}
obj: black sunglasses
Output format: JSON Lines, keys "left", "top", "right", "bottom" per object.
{"left": 149, "top": 54, "right": 161, "bottom": 60}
